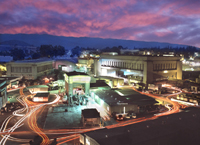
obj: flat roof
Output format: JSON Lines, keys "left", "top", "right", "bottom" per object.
{"left": 65, "top": 71, "right": 89, "bottom": 76}
{"left": 55, "top": 58, "right": 78, "bottom": 63}
{"left": 34, "top": 92, "right": 49, "bottom": 98}
{"left": 83, "top": 107, "right": 200, "bottom": 145}
{"left": 98, "top": 76, "right": 124, "bottom": 80}
{"left": 27, "top": 85, "right": 49, "bottom": 88}
{"left": 90, "top": 80, "right": 111, "bottom": 88}
{"left": 11, "top": 58, "right": 53, "bottom": 63}
{"left": 100, "top": 54, "right": 181, "bottom": 61}
{"left": 82, "top": 109, "right": 100, "bottom": 118}
{"left": 93, "top": 88, "right": 157, "bottom": 106}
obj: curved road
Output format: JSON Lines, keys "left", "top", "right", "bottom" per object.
{"left": 0, "top": 87, "right": 185, "bottom": 145}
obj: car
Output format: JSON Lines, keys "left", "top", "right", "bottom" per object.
{"left": 116, "top": 114, "right": 126, "bottom": 121}
{"left": 131, "top": 113, "right": 137, "bottom": 118}
{"left": 116, "top": 114, "right": 124, "bottom": 120}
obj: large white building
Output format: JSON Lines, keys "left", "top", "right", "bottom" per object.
{"left": 94, "top": 54, "right": 182, "bottom": 84}
{"left": 6, "top": 58, "right": 54, "bottom": 80}
{"left": 6, "top": 58, "right": 78, "bottom": 80}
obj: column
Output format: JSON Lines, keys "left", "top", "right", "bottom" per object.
{"left": 85, "top": 82, "right": 90, "bottom": 96}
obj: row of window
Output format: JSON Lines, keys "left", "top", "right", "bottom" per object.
{"left": 37, "top": 64, "right": 52, "bottom": 73}
{"left": 11, "top": 67, "right": 32, "bottom": 73}
{"left": 11, "top": 74, "right": 33, "bottom": 79}
{"left": 101, "top": 61, "right": 144, "bottom": 70}
{"left": 153, "top": 63, "right": 177, "bottom": 71}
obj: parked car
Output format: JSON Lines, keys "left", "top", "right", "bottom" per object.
{"left": 116, "top": 113, "right": 127, "bottom": 121}
{"left": 116, "top": 114, "right": 124, "bottom": 121}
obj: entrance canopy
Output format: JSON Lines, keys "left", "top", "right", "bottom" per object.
{"left": 64, "top": 71, "right": 91, "bottom": 96}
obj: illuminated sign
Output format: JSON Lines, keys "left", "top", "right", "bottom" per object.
{"left": 117, "top": 102, "right": 128, "bottom": 105}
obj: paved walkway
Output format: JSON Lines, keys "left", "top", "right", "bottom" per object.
{"left": 43, "top": 104, "right": 88, "bottom": 129}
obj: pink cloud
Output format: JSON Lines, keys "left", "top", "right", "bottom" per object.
{"left": 155, "top": 30, "right": 173, "bottom": 37}
{"left": 0, "top": 0, "right": 200, "bottom": 48}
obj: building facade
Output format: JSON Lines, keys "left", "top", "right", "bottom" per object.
{"left": 90, "top": 89, "right": 157, "bottom": 116}
{"left": 53, "top": 59, "right": 77, "bottom": 72}
{"left": 94, "top": 55, "right": 182, "bottom": 84}
{"left": 6, "top": 59, "right": 53, "bottom": 80}
{"left": 64, "top": 71, "right": 91, "bottom": 96}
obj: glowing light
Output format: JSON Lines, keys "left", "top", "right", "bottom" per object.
{"left": 91, "top": 92, "right": 94, "bottom": 97}
{"left": 163, "top": 54, "right": 174, "bottom": 56}
{"left": 171, "top": 98, "right": 198, "bottom": 106}
{"left": 100, "top": 99, "right": 104, "bottom": 106}
{"left": 107, "top": 106, "right": 109, "bottom": 111}
{"left": 70, "top": 76, "right": 91, "bottom": 83}
{"left": 33, "top": 97, "right": 39, "bottom": 102}
{"left": 86, "top": 138, "right": 90, "bottom": 145}
{"left": 101, "top": 69, "right": 107, "bottom": 76}
{"left": 163, "top": 70, "right": 168, "bottom": 73}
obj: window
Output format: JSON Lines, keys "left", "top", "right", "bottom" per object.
{"left": 163, "top": 64, "right": 165, "bottom": 70}
{"left": 158, "top": 64, "right": 160, "bottom": 70}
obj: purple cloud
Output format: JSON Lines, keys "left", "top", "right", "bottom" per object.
{"left": 0, "top": 0, "right": 199, "bottom": 47}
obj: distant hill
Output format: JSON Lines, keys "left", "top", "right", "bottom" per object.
{"left": 0, "top": 33, "right": 193, "bottom": 49}
{"left": 0, "top": 40, "right": 32, "bottom": 46}
{"left": 0, "top": 39, "right": 37, "bottom": 52}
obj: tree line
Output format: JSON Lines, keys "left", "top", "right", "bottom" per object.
{"left": 0, "top": 44, "right": 199, "bottom": 61}
{"left": 33, "top": 45, "right": 66, "bottom": 59}
{"left": 0, "top": 45, "right": 66, "bottom": 61}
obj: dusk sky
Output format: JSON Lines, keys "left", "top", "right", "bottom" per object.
{"left": 0, "top": 0, "right": 200, "bottom": 47}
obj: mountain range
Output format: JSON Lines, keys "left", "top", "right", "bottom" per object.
{"left": 0, "top": 33, "right": 194, "bottom": 50}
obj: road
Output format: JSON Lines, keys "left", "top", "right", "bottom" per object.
{"left": 0, "top": 88, "right": 60, "bottom": 145}
{"left": 0, "top": 86, "right": 190, "bottom": 145}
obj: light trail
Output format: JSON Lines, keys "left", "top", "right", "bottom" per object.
{"left": 57, "top": 135, "right": 80, "bottom": 145}
{"left": 0, "top": 88, "right": 60, "bottom": 145}
{"left": 26, "top": 94, "right": 61, "bottom": 145}
{"left": 0, "top": 92, "right": 34, "bottom": 144}
{"left": 0, "top": 86, "right": 186, "bottom": 145}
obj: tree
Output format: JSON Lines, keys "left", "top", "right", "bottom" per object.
{"left": 10, "top": 48, "right": 25, "bottom": 61}
{"left": 32, "top": 53, "right": 41, "bottom": 59}
{"left": 39, "top": 45, "right": 66, "bottom": 58}
{"left": 53, "top": 45, "right": 66, "bottom": 57}
{"left": 70, "top": 46, "right": 82, "bottom": 57}
{"left": 39, "top": 45, "right": 54, "bottom": 57}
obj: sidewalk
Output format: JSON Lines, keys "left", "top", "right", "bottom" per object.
{"left": 42, "top": 104, "right": 87, "bottom": 130}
